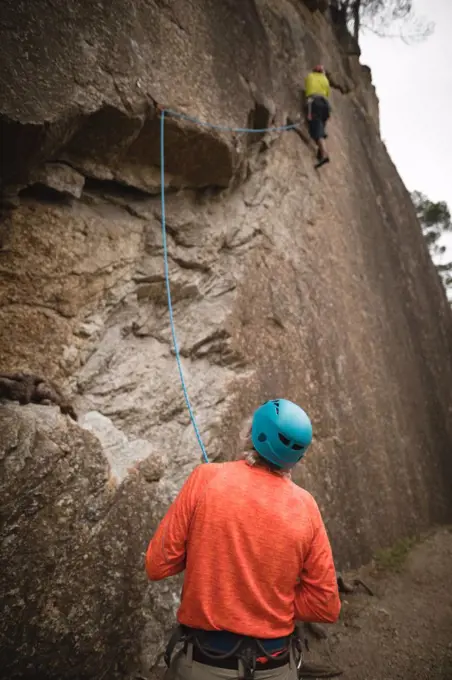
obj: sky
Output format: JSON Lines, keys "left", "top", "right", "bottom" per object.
{"left": 359, "top": 0, "right": 452, "bottom": 256}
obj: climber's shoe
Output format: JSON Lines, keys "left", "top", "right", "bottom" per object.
{"left": 315, "top": 156, "right": 330, "bottom": 169}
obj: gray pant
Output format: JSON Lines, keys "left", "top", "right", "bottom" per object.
{"left": 165, "top": 643, "right": 298, "bottom": 680}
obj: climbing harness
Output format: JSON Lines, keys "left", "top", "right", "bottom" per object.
{"left": 159, "top": 107, "right": 300, "bottom": 465}
{"left": 164, "top": 624, "right": 303, "bottom": 680}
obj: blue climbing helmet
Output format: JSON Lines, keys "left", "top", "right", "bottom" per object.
{"left": 251, "top": 399, "right": 313, "bottom": 469}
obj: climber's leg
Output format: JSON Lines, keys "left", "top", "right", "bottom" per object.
{"left": 320, "top": 98, "right": 331, "bottom": 146}
{"left": 308, "top": 97, "right": 329, "bottom": 166}
{"left": 317, "top": 137, "right": 328, "bottom": 159}
{"left": 309, "top": 120, "right": 328, "bottom": 166}
{"left": 308, "top": 117, "right": 324, "bottom": 148}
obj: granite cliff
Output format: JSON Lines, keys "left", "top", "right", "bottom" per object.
{"left": 1, "top": 0, "right": 452, "bottom": 678}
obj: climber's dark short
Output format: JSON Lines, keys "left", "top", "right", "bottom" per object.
{"left": 306, "top": 95, "right": 330, "bottom": 141}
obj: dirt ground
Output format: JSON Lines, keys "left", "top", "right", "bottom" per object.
{"left": 301, "top": 526, "right": 452, "bottom": 680}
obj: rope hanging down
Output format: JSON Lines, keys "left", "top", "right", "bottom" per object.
{"left": 159, "top": 108, "right": 300, "bottom": 464}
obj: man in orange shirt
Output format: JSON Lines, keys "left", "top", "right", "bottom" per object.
{"left": 146, "top": 399, "right": 340, "bottom": 680}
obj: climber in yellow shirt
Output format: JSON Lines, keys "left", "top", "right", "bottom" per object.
{"left": 304, "top": 65, "right": 331, "bottom": 168}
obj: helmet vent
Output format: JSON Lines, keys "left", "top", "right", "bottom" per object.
{"left": 258, "top": 433, "right": 267, "bottom": 443}
{"left": 272, "top": 399, "right": 280, "bottom": 415}
{"left": 278, "top": 433, "right": 290, "bottom": 446}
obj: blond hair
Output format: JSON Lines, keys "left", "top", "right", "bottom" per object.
{"left": 237, "top": 420, "right": 290, "bottom": 478}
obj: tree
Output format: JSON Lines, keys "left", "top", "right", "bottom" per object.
{"left": 331, "top": 0, "right": 434, "bottom": 44}
{"left": 411, "top": 191, "right": 452, "bottom": 300}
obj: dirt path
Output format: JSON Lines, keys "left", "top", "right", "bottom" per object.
{"left": 302, "top": 526, "right": 452, "bottom": 680}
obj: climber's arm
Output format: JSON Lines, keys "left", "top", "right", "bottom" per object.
{"left": 294, "top": 497, "right": 341, "bottom": 623}
{"left": 145, "top": 466, "right": 204, "bottom": 580}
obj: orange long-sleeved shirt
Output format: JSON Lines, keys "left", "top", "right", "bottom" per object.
{"left": 146, "top": 460, "right": 340, "bottom": 638}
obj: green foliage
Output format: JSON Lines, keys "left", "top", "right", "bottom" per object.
{"left": 374, "top": 528, "right": 452, "bottom": 573}
{"left": 411, "top": 190, "right": 452, "bottom": 297}
{"left": 374, "top": 535, "right": 418, "bottom": 572}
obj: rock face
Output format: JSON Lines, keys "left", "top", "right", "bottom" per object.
{"left": 0, "top": 0, "right": 452, "bottom": 678}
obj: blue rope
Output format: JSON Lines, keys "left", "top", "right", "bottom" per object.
{"left": 160, "top": 110, "right": 209, "bottom": 463}
{"left": 159, "top": 107, "right": 299, "bottom": 464}
{"left": 162, "top": 107, "right": 300, "bottom": 133}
